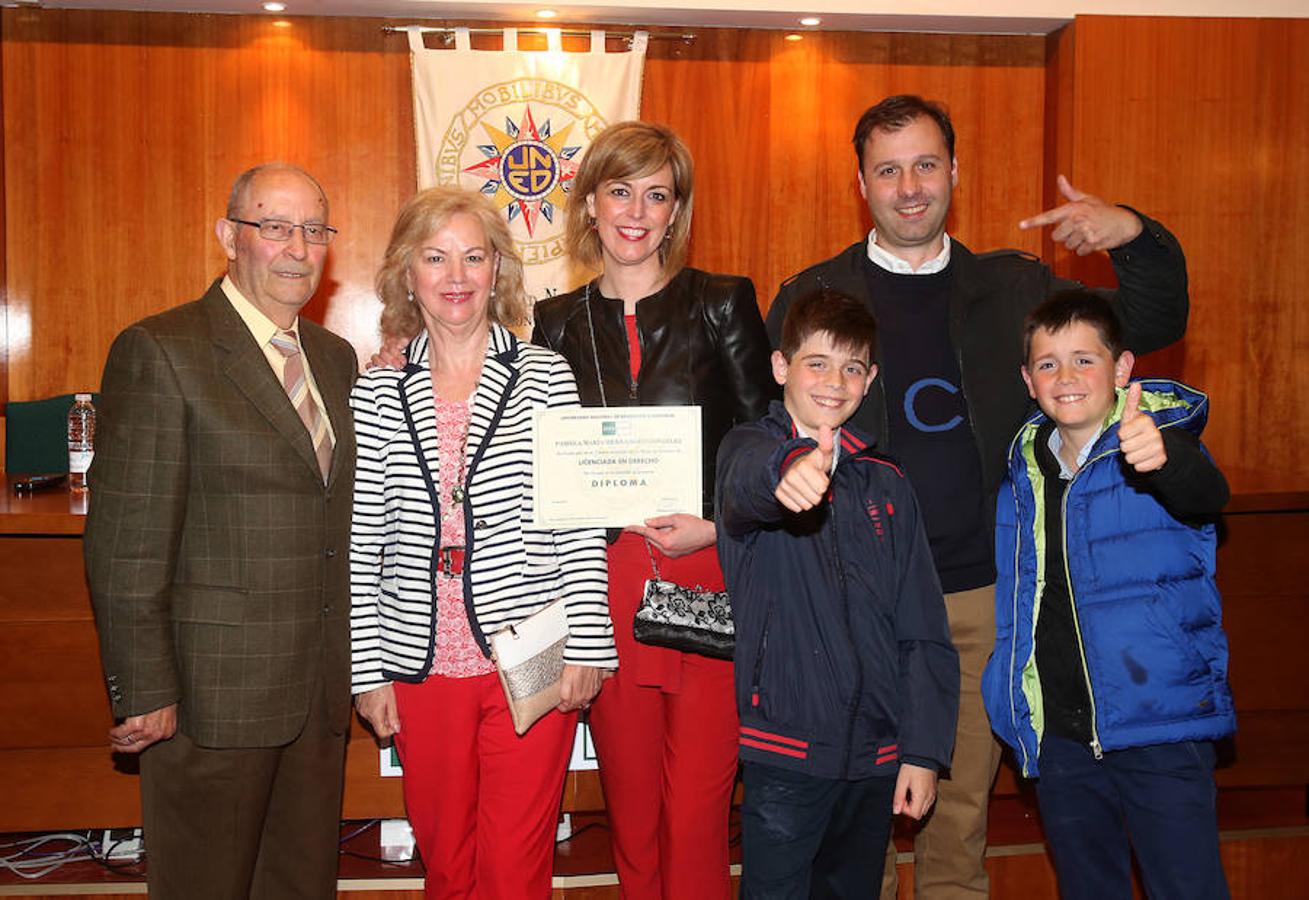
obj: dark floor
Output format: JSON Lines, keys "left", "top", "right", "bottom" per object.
{"left": 1, "top": 787, "right": 1304, "bottom": 889}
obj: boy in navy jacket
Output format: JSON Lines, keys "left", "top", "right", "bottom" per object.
{"left": 717, "top": 289, "right": 959, "bottom": 897}
{"left": 982, "top": 290, "right": 1233, "bottom": 899}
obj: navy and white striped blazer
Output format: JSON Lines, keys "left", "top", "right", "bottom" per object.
{"left": 348, "top": 323, "right": 614, "bottom": 694}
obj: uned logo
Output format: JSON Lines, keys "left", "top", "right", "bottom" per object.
{"left": 500, "top": 141, "right": 558, "bottom": 200}
{"left": 439, "top": 87, "right": 607, "bottom": 264}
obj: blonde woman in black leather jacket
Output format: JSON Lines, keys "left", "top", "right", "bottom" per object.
{"left": 532, "top": 121, "right": 775, "bottom": 900}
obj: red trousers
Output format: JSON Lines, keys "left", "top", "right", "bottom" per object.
{"left": 393, "top": 672, "right": 577, "bottom": 899}
{"left": 587, "top": 534, "right": 740, "bottom": 900}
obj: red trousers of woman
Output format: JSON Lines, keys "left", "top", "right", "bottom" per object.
{"left": 393, "top": 672, "right": 577, "bottom": 899}
{"left": 587, "top": 534, "right": 740, "bottom": 900}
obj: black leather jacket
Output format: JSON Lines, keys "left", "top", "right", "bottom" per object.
{"left": 532, "top": 267, "right": 778, "bottom": 519}
{"left": 767, "top": 215, "right": 1188, "bottom": 503}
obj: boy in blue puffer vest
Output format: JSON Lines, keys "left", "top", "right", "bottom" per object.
{"left": 982, "top": 289, "right": 1234, "bottom": 900}
{"left": 718, "top": 289, "right": 959, "bottom": 898}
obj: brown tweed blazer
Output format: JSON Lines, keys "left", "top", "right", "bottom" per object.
{"left": 85, "top": 280, "right": 357, "bottom": 748}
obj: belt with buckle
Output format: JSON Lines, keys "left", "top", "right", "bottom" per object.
{"left": 437, "top": 546, "right": 466, "bottom": 576}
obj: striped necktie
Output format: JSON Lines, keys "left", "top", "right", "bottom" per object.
{"left": 269, "top": 329, "right": 332, "bottom": 482}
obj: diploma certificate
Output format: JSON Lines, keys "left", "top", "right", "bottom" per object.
{"left": 532, "top": 406, "right": 702, "bottom": 528}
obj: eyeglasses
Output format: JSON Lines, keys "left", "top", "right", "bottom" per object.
{"left": 229, "top": 217, "right": 338, "bottom": 245}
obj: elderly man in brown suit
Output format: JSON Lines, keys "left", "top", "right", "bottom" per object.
{"left": 85, "top": 162, "right": 357, "bottom": 899}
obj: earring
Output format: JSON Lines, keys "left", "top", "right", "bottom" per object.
{"left": 406, "top": 289, "right": 415, "bottom": 304}
{"left": 588, "top": 216, "right": 597, "bottom": 230}
{"left": 663, "top": 228, "right": 672, "bottom": 243}
{"left": 490, "top": 284, "right": 497, "bottom": 300}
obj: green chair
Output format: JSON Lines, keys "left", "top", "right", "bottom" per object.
{"left": 5, "top": 394, "right": 99, "bottom": 474}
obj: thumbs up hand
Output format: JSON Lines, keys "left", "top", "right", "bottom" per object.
{"left": 775, "top": 425, "right": 835, "bottom": 513}
{"left": 1018, "top": 175, "right": 1143, "bottom": 255}
{"left": 1118, "top": 382, "right": 1167, "bottom": 473}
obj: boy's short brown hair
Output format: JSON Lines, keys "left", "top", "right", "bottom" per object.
{"left": 779, "top": 289, "right": 878, "bottom": 363}
{"left": 1023, "top": 289, "right": 1124, "bottom": 363}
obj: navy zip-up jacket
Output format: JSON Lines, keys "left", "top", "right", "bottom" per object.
{"left": 717, "top": 402, "right": 959, "bottom": 779}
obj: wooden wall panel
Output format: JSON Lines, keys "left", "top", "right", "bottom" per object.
{"left": 0, "top": 5, "right": 6, "bottom": 450}
{"left": 2, "top": 8, "right": 416, "bottom": 404}
{"left": 1041, "top": 24, "right": 1075, "bottom": 263}
{"left": 642, "top": 29, "right": 773, "bottom": 289}
{"left": 1058, "top": 15, "right": 1309, "bottom": 495}
{"left": 2, "top": 9, "right": 1048, "bottom": 413}
{"left": 0, "top": 537, "right": 113, "bottom": 754}
{"left": 1214, "top": 509, "right": 1309, "bottom": 787}
{"left": 2, "top": 747, "right": 143, "bottom": 831}
{"left": 5, "top": 11, "right": 1307, "bottom": 494}
{"left": 0, "top": 535, "right": 92, "bottom": 620}
{"left": 4, "top": 5, "right": 1305, "bottom": 839}
{"left": 642, "top": 30, "right": 1047, "bottom": 313}
{"left": 0, "top": 9, "right": 1056, "bottom": 832}
{"left": 0, "top": 7, "right": 5, "bottom": 418}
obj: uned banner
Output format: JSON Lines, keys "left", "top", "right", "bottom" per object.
{"left": 410, "top": 27, "right": 647, "bottom": 307}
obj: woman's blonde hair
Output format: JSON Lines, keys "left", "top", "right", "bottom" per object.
{"left": 377, "top": 186, "right": 529, "bottom": 340}
{"left": 564, "top": 121, "right": 694, "bottom": 278}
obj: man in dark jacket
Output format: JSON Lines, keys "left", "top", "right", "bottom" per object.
{"left": 719, "top": 289, "right": 959, "bottom": 898}
{"left": 765, "top": 95, "right": 1189, "bottom": 899}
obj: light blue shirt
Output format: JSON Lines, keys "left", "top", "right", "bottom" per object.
{"left": 1046, "top": 426, "right": 1103, "bottom": 480}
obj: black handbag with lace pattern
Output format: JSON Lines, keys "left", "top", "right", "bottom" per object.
{"left": 632, "top": 541, "right": 734, "bottom": 660}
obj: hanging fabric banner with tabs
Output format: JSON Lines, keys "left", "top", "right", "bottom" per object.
{"left": 409, "top": 27, "right": 648, "bottom": 306}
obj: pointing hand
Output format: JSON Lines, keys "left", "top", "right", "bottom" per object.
{"left": 1019, "top": 175, "right": 1143, "bottom": 255}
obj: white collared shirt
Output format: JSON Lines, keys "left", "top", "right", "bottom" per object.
{"left": 866, "top": 231, "right": 952, "bottom": 275}
{"left": 221, "top": 275, "right": 336, "bottom": 444}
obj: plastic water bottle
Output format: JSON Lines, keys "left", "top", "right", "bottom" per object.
{"left": 68, "top": 393, "right": 96, "bottom": 492}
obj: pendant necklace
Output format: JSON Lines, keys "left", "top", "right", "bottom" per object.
{"left": 435, "top": 350, "right": 478, "bottom": 516}
{"left": 448, "top": 417, "right": 469, "bottom": 510}
{"left": 437, "top": 397, "right": 471, "bottom": 522}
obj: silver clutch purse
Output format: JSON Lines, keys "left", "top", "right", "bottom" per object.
{"left": 489, "top": 598, "right": 568, "bottom": 735}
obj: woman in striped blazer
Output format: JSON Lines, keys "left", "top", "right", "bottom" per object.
{"left": 349, "top": 186, "right": 615, "bottom": 899}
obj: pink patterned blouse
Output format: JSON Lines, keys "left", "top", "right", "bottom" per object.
{"left": 432, "top": 396, "right": 496, "bottom": 678}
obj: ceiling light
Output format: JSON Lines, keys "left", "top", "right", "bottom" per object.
{"left": 799, "top": 16, "right": 821, "bottom": 26}
{"left": 784, "top": 33, "right": 803, "bottom": 42}
{"left": 536, "top": 8, "right": 558, "bottom": 18}
{"left": 263, "top": 2, "right": 286, "bottom": 10}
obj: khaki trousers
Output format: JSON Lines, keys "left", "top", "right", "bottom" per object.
{"left": 882, "top": 584, "right": 1002, "bottom": 899}
{"left": 140, "top": 676, "right": 347, "bottom": 900}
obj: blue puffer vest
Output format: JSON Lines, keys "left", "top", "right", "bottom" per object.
{"left": 982, "top": 379, "right": 1235, "bottom": 777}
